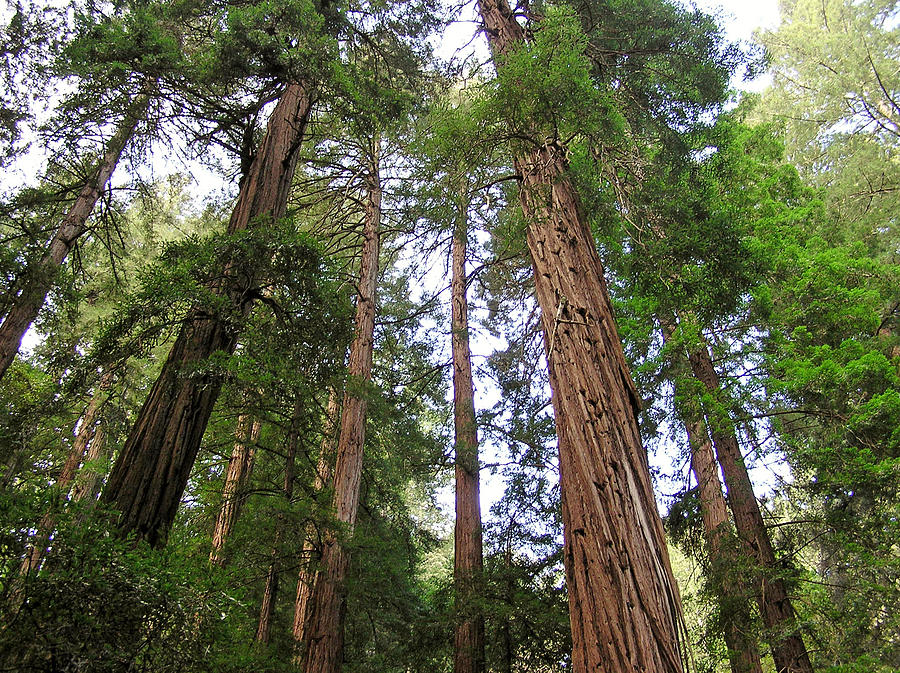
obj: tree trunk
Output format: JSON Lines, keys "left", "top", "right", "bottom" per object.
{"left": 451, "top": 202, "right": 485, "bottom": 673}
{"left": 660, "top": 320, "right": 763, "bottom": 673}
{"left": 70, "top": 418, "right": 108, "bottom": 505}
{"left": 210, "top": 415, "right": 262, "bottom": 566}
{"left": 20, "top": 373, "right": 110, "bottom": 575}
{"left": 687, "top": 339, "right": 814, "bottom": 673}
{"left": 0, "top": 91, "right": 150, "bottom": 381}
{"left": 292, "top": 389, "right": 340, "bottom": 657}
{"left": 302, "top": 141, "right": 381, "bottom": 673}
{"left": 475, "top": 3, "right": 686, "bottom": 670}
{"left": 100, "top": 82, "right": 314, "bottom": 548}
{"left": 686, "top": 418, "right": 764, "bottom": 673}
{"left": 256, "top": 402, "right": 301, "bottom": 645}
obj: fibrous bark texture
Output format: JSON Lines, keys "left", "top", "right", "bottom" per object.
{"left": 101, "top": 83, "right": 314, "bottom": 548}
{"left": 451, "top": 210, "right": 485, "bottom": 673}
{"left": 475, "top": 2, "right": 686, "bottom": 670}
{"left": 0, "top": 92, "right": 150, "bottom": 381}
{"left": 293, "top": 389, "right": 340, "bottom": 655}
{"left": 210, "top": 415, "right": 262, "bottom": 566}
{"left": 256, "top": 403, "right": 301, "bottom": 645}
{"left": 687, "top": 341, "right": 814, "bottom": 673}
{"left": 302, "top": 142, "right": 381, "bottom": 673}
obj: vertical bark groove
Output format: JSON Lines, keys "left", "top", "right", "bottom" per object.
{"left": 0, "top": 91, "right": 151, "bottom": 380}
{"left": 100, "top": 83, "right": 314, "bottom": 547}
{"left": 302, "top": 140, "right": 381, "bottom": 673}
{"left": 474, "top": 3, "right": 687, "bottom": 669}
{"left": 687, "top": 338, "right": 814, "bottom": 673}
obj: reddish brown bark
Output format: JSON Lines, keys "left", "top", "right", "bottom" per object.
{"left": 0, "top": 92, "right": 150, "bottom": 381}
{"left": 100, "top": 83, "right": 314, "bottom": 548}
{"left": 451, "top": 207, "right": 485, "bottom": 673}
{"left": 210, "top": 415, "right": 262, "bottom": 566}
{"left": 686, "top": 418, "right": 764, "bottom": 673}
{"left": 302, "top": 142, "right": 381, "bottom": 673}
{"left": 687, "top": 340, "right": 814, "bottom": 673}
{"left": 70, "top": 419, "right": 108, "bottom": 505}
{"left": 292, "top": 389, "right": 340, "bottom": 656}
{"left": 256, "top": 403, "right": 301, "bottom": 645}
{"left": 475, "top": 3, "right": 686, "bottom": 670}
{"left": 20, "top": 373, "right": 111, "bottom": 574}
{"left": 660, "top": 320, "right": 763, "bottom": 673}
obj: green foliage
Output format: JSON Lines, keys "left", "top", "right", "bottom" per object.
{"left": 0, "top": 500, "right": 240, "bottom": 673}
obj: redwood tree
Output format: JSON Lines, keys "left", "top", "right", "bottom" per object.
{"left": 0, "top": 90, "right": 150, "bottom": 380}
{"left": 451, "top": 197, "right": 485, "bottom": 673}
{"left": 687, "top": 336, "right": 814, "bottom": 673}
{"left": 302, "top": 137, "right": 381, "bottom": 673}
{"left": 474, "top": 1, "right": 686, "bottom": 670}
{"left": 100, "top": 82, "right": 316, "bottom": 547}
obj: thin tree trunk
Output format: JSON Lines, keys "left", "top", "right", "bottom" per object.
{"left": 210, "top": 415, "right": 262, "bottom": 566}
{"left": 20, "top": 373, "right": 111, "bottom": 574}
{"left": 70, "top": 419, "right": 108, "bottom": 505}
{"left": 0, "top": 91, "right": 150, "bottom": 381}
{"left": 660, "top": 320, "right": 763, "bottom": 673}
{"left": 100, "top": 82, "right": 315, "bottom": 548}
{"left": 256, "top": 402, "right": 301, "bottom": 645}
{"left": 292, "top": 389, "right": 340, "bottom": 657}
{"left": 302, "top": 140, "right": 381, "bottom": 673}
{"left": 686, "top": 419, "right": 764, "bottom": 673}
{"left": 687, "top": 339, "right": 814, "bottom": 673}
{"left": 475, "top": 3, "right": 686, "bottom": 670}
{"left": 451, "top": 200, "right": 485, "bottom": 673}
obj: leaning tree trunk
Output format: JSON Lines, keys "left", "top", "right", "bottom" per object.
{"left": 686, "top": 418, "right": 764, "bottom": 673}
{"left": 20, "top": 372, "right": 111, "bottom": 575}
{"left": 687, "top": 339, "right": 814, "bottom": 673}
{"left": 100, "top": 83, "right": 314, "bottom": 548}
{"left": 210, "top": 414, "right": 262, "bottom": 566}
{"left": 0, "top": 91, "right": 150, "bottom": 381}
{"left": 661, "top": 320, "right": 763, "bottom": 673}
{"left": 256, "top": 402, "right": 301, "bottom": 645}
{"left": 292, "top": 389, "right": 340, "bottom": 657}
{"left": 451, "top": 201, "right": 485, "bottom": 673}
{"left": 70, "top": 416, "right": 109, "bottom": 506}
{"left": 302, "top": 140, "right": 381, "bottom": 673}
{"left": 475, "top": 2, "right": 685, "bottom": 671}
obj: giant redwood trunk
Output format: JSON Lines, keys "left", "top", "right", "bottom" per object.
{"left": 687, "top": 339, "right": 814, "bottom": 673}
{"left": 302, "top": 141, "right": 381, "bottom": 673}
{"left": 476, "top": 1, "right": 686, "bottom": 671}
{"left": 256, "top": 402, "right": 301, "bottom": 645}
{"left": 292, "top": 389, "right": 340, "bottom": 656}
{"left": 0, "top": 92, "right": 150, "bottom": 381}
{"left": 451, "top": 206, "right": 485, "bottom": 673}
{"left": 210, "top": 414, "right": 262, "bottom": 566}
{"left": 100, "top": 83, "right": 315, "bottom": 547}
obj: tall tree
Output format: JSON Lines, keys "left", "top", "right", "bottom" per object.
{"left": 210, "top": 413, "right": 262, "bottom": 566}
{"left": 0, "top": 89, "right": 150, "bottom": 380}
{"left": 302, "top": 135, "right": 382, "bottom": 673}
{"left": 451, "top": 194, "right": 485, "bottom": 673}
{"left": 473, "top": 2, "right": 688, "bottom": 670}
{"left": 100, "top": 81, "right": 317, "bottom": 547}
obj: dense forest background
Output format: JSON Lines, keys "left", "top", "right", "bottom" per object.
{"left": 0, "top": 0, "right": 897, "bottom": 672}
